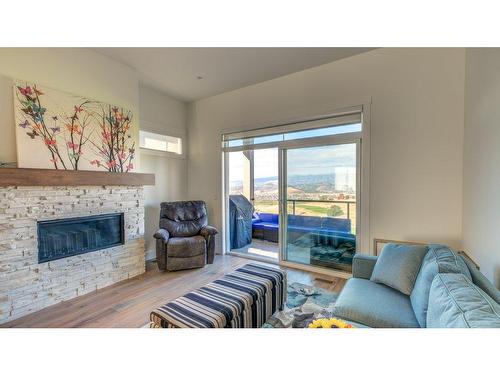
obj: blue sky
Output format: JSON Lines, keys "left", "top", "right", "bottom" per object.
{"left": 230, "top": 143, "right": 356, "bottom": 181}
{"left": 287, "top": 143, "right": 356, "bottom": 176}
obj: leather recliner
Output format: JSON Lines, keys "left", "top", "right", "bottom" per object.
{"left": 153, "top": 201, "right": 218, "bottom": 271}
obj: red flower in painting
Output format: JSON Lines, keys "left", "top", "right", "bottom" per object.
{"left": 44, "top": 139, "right": 56, "bottom": 146}
{"left": 17, "top": 86, "right": 33, "bottom": 96}
{"left": 102, "top": 131, "right": 111, "bottom": 141}
{"left": 67, "top": 141, "right": 78, "bottom": 150}
{"left": 106, "top": 160, "right": 117, "bottom": 169}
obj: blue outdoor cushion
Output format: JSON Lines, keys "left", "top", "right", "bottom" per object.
{"left": 370, "top": 243, "right": 429, "bottom": 295}
{"left": 410, "top": 244, "right": 471, "bottom": 327}
{"left": 287, "top": 215, "right": 351, "bottom": 233}
{"left": 333, "top": 278, "right": 420, "bottom": 328}
{"left": 252, "top": 222, "right": 279, "bottom": 231}
{"left": 257, "top": 213, "right": 279, "bottom": 223}
{"left": 427, "top": 273, "right": 500, "bottom": 328}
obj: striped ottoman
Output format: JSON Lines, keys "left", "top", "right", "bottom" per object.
{"left": 150, "top": 263, "right": 287, "bottom": 328}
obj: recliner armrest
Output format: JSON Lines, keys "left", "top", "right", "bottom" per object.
{"left": 200, "top": 225, "right": 218, "bottom": 265}
{"left": 352, "top": 254, "right": 378, "bottom": 279}
{"left": 153, "top": 228, "right": 170, "bottom": 242}
{"left": 200, "top": 225, "right": 218, "bottom": 238}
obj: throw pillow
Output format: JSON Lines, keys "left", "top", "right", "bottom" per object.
{"left": 370, "top": 243, "right": 428, "bottom": 295}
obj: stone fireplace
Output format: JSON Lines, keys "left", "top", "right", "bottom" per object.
{"left": 0, "top": 183, "right": 148, "bottom": 324}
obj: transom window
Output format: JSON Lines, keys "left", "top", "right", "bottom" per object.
{"left": 140, "top": 130, "right": 182, "bottom": 154}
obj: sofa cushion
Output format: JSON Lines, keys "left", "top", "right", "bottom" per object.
{"left": 460, "top": 255, "right": 500, "bottom": 304}
{"left": 427, "top": 273, "right": 500, "bottom": 328}
{"left": 410, "top": 244, "right": 471, "bottom": 327}
{"left": 370, "top": 243, "right": 428, "bottom": 295}
{"left": 333, "top": 278, "right": 420, "bottom": 328}
{"left": 167, "top": 236, "right": 206, "bottom": 258}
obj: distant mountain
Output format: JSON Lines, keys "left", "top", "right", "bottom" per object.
{"left": 253, "top": 174, "right": 336, "bottom": 186}
{"left": 232, "top": 173, "right": 354, "bottom": 193}
{"left": 254, "top": 176, "right": 278, "bottom": 185}
{"left": 288, "top": 174, "right": 335, "bottom": 185}
{"left": 286, "top": 174, "right": 334, "bottom": 193}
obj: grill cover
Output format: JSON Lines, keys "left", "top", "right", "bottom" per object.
{"left": 228, "top": 195, "right": 253, "bottom": 249}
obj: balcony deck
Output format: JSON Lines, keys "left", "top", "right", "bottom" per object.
{"left": 231, "top": 238, "right": 279, "bottom": 260}
{"left": 230, "top": 205, "right": 356, "bottom": 271}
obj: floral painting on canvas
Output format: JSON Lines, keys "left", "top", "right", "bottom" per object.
{"left": 13, "top": 80, "right": 136, "bottom": 172}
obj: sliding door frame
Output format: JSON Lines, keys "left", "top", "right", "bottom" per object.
{"left": 278, "top": 137, "right": 361, "bottom": 276}
{"left": 221, "top": 103, "right": 371, "bottom": 276}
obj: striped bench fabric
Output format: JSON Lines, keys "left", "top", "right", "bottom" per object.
{"left": 150, "top": 263, "right": 287, "bottom": 328}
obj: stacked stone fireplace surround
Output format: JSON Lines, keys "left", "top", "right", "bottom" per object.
{"left": 0, "top": 185, "right": 146, "bottom": 324}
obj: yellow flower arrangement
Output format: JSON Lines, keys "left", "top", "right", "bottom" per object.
{"left": 308, "top": 318, "right": 355, "bottom": 328}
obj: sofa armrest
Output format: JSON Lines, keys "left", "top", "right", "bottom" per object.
{"left": 153, "top": 228, "right": 170, "bottom": 242}
{"left": 352, "top": 254, "right": 378, "bottom": 279}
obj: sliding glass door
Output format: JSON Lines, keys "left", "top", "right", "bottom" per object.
{"left": 281, "top": 142, "right": 358, "bottom": 272}
{"left": 222, "top": 109, "right": 364, "bottom": 273}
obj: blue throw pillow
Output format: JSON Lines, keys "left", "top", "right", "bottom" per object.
{"left": 370, "top": 243, "right": 429, "bottom": 295}
{"left": 427, "top": 273, "right": 500, "bottom": 328}
{"left": 410, "top": 244, "right": 471, "bottom": 327}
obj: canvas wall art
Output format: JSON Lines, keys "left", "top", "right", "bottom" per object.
{"left": 13, "top": 80, "right": 136, "bottom": 172}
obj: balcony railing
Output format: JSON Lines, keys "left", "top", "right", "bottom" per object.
{"left": 286, "top": 199, "right": 355, "bottom": 219}
{"left": 252, "top": 198, "right": 356, "bottom": 222}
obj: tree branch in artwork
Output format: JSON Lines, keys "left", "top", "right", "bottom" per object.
{"left": 16, "top": 84, "right": 68, "bottom": 169}
{"left": 63, "top": 101, "right": 94, "bottom": 170}
{"left": 88, "top": 105, "right": 135, "bottom": 172}
{"left": 15, "top": 83, "right": 135, "bottom": 172}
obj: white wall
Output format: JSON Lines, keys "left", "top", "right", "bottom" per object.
{"left": 0, "top": 48, "right": 140, "bottom": 166}
{"left": 463, "top": 49, "right": 500, "bottom": 288}
{"left": 188, "top": 48, "right": 466, "bottom": 254}
{"left": 139, "top": 84, "right": 188, "bottom": 260}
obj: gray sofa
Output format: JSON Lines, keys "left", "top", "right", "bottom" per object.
{"left": 154, "top": 201, "right": 218, "bottom": 272}
{"left": 333, "top": 244, "right": 500, "bottom": 328}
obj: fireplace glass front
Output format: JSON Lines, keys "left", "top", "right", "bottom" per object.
{"left": 37, "top": 213, "right": 124, "bottom": 263}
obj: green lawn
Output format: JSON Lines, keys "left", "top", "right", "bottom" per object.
{"left": 294, "top": 204, "right": 330, "bottom": 215}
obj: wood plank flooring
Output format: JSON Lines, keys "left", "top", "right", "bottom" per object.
{"left": 1, "top": 255, "right": 346, "bottom": 328}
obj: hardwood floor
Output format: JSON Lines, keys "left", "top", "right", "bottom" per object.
{"left": 1, "top": 255, "right": 346, "bottom": 328}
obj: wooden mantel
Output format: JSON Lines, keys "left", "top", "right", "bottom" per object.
{"left": 0, "top": 168, "right": 155, "bottom": 186}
